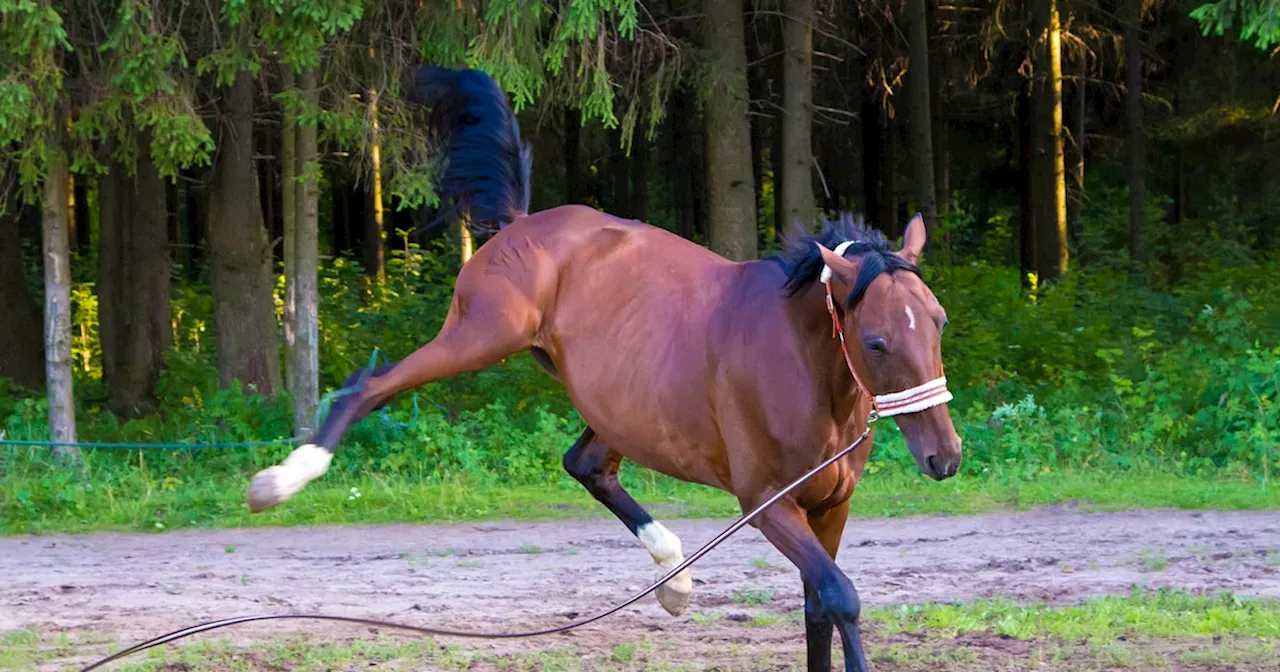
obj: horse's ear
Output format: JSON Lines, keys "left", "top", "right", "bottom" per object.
{"left": 816, "top": 242, "right": 857, "bottom": 287}
{"left": 900, "top": 212, "right": 927, "bottom": 265}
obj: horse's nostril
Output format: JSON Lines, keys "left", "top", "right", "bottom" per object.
{"left": 926, "top": 454, "right": 940, "bottom": 476}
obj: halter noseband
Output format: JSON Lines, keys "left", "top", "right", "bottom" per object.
{"left": 820, "top": 241, "right": 953, "bottom": 419}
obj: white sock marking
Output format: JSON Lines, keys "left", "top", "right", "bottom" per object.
{"left": 905, "top": 304, "right": 917, "bottom": 330}
{"left": 638, "top": 521, "right": 683, "bottom": 565}
{"left": 637, "top": 521, "right": 693, "bottom": 615}
{"left": 248, "top": 443, "right": 332, "bottom": 511}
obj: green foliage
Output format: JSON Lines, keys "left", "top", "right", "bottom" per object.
{"left": 70, "top": 1, "right": 216, "bottom": 180}
{"left": 1191, "top": 0, "right": 1280, "bottom": 51}
{"left": 0, "top": 0, "right": 70, "bottom": 202}
{"left": 917, "top": 186, "right": 1279, "bottom": 479}
{"left": 258, "top": 0, "right": 366, "bottom": 72}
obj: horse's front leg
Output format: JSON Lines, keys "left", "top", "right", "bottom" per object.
{"left": 756, "top": 498, "right": 867, "bottom": 672}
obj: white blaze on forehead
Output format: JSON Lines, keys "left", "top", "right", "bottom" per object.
{"left": 905, "top": 304, "right": 917, "bottom": 330}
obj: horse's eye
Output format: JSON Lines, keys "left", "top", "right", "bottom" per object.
{"left": 864, "top": 337, "right": 888, "bottom": 354}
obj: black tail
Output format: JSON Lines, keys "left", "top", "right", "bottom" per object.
{"left": 410, "top": 65, "right": 533, "bottom": 232}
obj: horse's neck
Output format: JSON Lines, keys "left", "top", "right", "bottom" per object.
{"left": 793, "top": 281, "right": 863, "bottom": 419}
{"left": 730, "top": 262, "right": 862, "bottom": 419}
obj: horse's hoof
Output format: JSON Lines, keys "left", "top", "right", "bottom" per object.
{"left": 246, "top": 444, "right": 332, "bottom": 513}
{"left": 655, "top": 566, "right": 693, "bottom": 616}
{"left": 247, "top": 466, "right": 289, "bottom": 513}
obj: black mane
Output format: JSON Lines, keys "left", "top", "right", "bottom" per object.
{"left": 773, "top": 212, "right": 922, "bottom": 308}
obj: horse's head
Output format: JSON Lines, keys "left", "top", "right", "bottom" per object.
{"left": 814, "top": 214, "right": 961, "bottom": 481}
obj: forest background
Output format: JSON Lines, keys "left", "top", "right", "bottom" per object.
{"left": 1, "top": 0, "right": 1277, "bottom": 533}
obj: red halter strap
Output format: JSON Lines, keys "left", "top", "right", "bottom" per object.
{"left": 824, "top": 280, "right": 877, "bottom": 411}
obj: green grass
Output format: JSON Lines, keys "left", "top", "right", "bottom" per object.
{"left": 868, "top": 587, "right": 1280, "bottom": 640}
{"left": 5, "top": 589, "right": 1277, "bottom": 671}
{"left": 2, "top": 456, "right": 1275, "bottom": 535}
{"left": 733, "top": 588, "right": 775, "bottom": 606}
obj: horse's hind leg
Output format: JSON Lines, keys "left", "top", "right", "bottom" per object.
{"left": 562, "top": 428, "right": 693, "bottom": 616}
{"left": 247, "top": 284, "right": 539, "bottom": 512}
{"left": 756, "top": 499, "right": 867, "bottom": 672}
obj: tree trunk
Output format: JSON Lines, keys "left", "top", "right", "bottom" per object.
{"left": 631, "top": 128, "right": 649, "bottom": 222}
{"left": 71, "top": 176, "right": 90, "bottom": 251}
{"left": 771, "top": 99, "right": 785, "bottom": 237}
{"left": 97, "top": 142, "right": 172, "bottom": 418}
{"left": 1031, "top": 0, "right": 1068, "bottom": 281}
{"left": 207, "top": 67, "right": 282, "bottom": 394}
{"left": 703, "top": 0, "right": 758, "bottom": 260}
{"left": 747, "top": 17, "right": 764, "bottom": 221}
{"left": 459, "top": 219, "right": 474, "bottom": 263}
{"left": 610, "top": 127, "right": 631, "bottom": 217}
{"left": 42, "top": 121, "right": 78, "bottom": 461}
{"left": 780, "top": 0, "right": 815, "bottom": 232}
{"left": 363, "top": 185, "right": 382, "bottom": 275}
{"left": 292, "top": 69, "right": 321, "bottom": 434}
{"left": 261, "top": 139, "right": 278, "bottom": 263}
{"left": 1018, "top": 89, "right": 1037, "bottom": 287}
{"left": 1070, "top": 29, "right": 1087, "bottom": 247}
{"left": 67, "top": 173, "right": 78, "bottom": 253}
{"left": 866, "top": 99, "right": 898, "bottom": 236}
{"left": 930, "top": 0, "right": 949, "bottom": 216}
{"left": 367, "top": 78, "right": 387, "bottom": 282}
{"left": 0, "top": 200, "right": 45, "bottom": 389}
{"left": 671, "top": 92, "right": 695, "bottom": 239}
{"left": 1124, "top": 0, "right": 1146, "bottom": 267}
{"left": 862, "top": 96, "right": 883, "bottom": 227}
{"left": 905, "top": 0, "right": 938, "bottom": 238}
{"left": 166, "top": 177, "right": 179, "bottom": 264}
{"left": 934, "top": 112, "right": 950, "bottom": 218}
{"left": 183, "top": 169, "right": 207, "bottom": 282}
{"left": 1172, "top": 27, "right": 1190, "bottom": 232}
{"left": 331, "top": 177, "right": 349, "bottom": 254}
{"left": 672, "top": 86, "right": 706, "bottom": 241}
{"left": 885, "top": 119, "right": 900, "bottom": 236}
{"left": 564, "top": 107, "right": 583, "bottom": 204}
{"left": 281, "top": 67, "right": 298, "bottom": 408}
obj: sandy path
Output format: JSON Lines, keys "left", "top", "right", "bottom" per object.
{"left": 3, "top": 507, "right": 1277, "bottom": 651}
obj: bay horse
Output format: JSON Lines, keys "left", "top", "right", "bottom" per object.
{"left": 246, "top": 65, "right": 962, "bottom": 672}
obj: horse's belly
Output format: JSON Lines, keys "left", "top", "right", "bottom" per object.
{"left": 561, "top": 373, "right": 727, "bottom": 490}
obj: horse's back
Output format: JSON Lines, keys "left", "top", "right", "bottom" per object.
{"left": 507, "top": 204, "right": 724, "bottom": 267}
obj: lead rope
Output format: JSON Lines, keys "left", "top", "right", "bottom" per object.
{"left": 79, "top": 424, "right": 875, "bottom": 671}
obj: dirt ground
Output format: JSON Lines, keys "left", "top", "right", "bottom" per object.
{"left": 2, "top": 507, "right": 1278, "bottom": 670}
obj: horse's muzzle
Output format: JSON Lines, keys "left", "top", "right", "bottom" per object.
{"left": 924, "top": 452, "right": 960, "bottom": 481}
